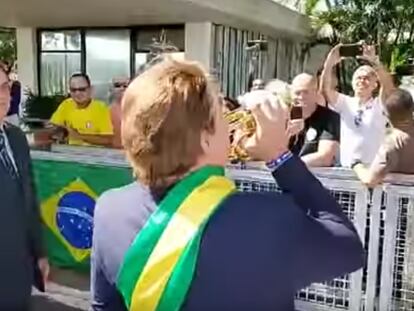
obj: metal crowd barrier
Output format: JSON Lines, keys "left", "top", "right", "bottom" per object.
{"left": 226, "top": 165, "right": 414, "bottom": 311}
{"left": 31, "top": 146, "right": 414, "bottom": 311}
{"left": 379, "top": 183, "right": 414, "bottom": 311}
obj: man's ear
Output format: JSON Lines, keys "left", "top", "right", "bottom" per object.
{"left": 89, "top": 85, "right": 95, "bottom": 97}
{"left": 374, "top": 81, "right": 380, "bottom": 96}
{"left": 200, "top": 130, "right": 210, "bottom": 154}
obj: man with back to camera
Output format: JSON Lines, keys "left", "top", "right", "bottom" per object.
{"left": 353, "top": 88, "right": 414, "bottom": 187}
{"left": 50, "top": 73, "right": 114, "bottom": 147}
{"left": 0, "top": 65, "right": 49, "bottom": 310}
{"left": 289, "top": 73, "right": 340, "bottom": 167}
{"left": 91, "top": 59, "right": 364, "bottom": 311}
{"left": 320, "top": 44, "right": 395, "bottom": 167}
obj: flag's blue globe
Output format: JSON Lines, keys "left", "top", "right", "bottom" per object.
{"left": 56, "top": 191, "right": 95, "bottom": 249}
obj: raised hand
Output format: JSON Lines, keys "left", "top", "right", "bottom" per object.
{"left": 358, "top": 44, "right": 380, "bottom": 66}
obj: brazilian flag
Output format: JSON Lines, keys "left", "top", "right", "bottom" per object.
{"left": 33, "top": 159, "right": 133, "bottom": 270}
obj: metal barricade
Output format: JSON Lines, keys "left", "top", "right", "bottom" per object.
{"left": 227, "top": 166, "right": 414, "bottom": 311}
{"left": 380, "top": 183, "right": 414, "bottom": 311}
{"left": 226, "top": 166, "right": 370, "bottom": 311}
{"left": 30, "top": 146, "right": 414, "bottom": 311}
{"left": 31, "top": 146, "right": 414, "bottom": 311}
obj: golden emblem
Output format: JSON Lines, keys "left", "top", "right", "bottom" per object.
{"left": 224, "top": 109, "right": 256, "bottom": 163}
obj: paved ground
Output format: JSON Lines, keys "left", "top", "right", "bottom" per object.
{"left": 32, "top": 267, "right": 90, "bottom": 311}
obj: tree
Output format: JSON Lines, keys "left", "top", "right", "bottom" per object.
{"left": 303, "top": 0, "right": 414, "bottom": 70}
{"left": 0, "top": 28, "right": 16, "bottom": 67}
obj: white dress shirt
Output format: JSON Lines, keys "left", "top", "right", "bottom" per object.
{"left": 0, "top": 124, "right": 19, "bottom": 173}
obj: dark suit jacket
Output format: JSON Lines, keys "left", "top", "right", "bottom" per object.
{"left": 91, "top": 156, "right": 365, "bottom": 311}
{"left": 1, "top": 123, "right": 45, "bottom": 304}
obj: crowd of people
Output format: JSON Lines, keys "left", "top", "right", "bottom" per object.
{"left": 4, "top": 42, "right": 412, "bottom": 190}
{"left": 236, "top": 44, "right": 414, "bottom": 186}
{"left": 34, "top": 42, "right": 413, "bottom": 189}
{"left": 0, "top": 40, "right": 413, "bottom": 310}
{"left": 46, "top": 73, "right": 129, "bottom": 149}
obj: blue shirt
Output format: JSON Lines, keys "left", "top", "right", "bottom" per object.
{"left": 91, "top": 156, "right": 364, "bottom": 311}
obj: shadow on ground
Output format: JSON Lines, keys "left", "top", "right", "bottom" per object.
{"left": 32, "top": 295, "right": 86, "bottom": 311}
{"left": 31, "top": 267, "right": 90, "bottom": 310}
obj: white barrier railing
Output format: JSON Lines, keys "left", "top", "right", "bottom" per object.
{"left": 227, "top": 165, "right": 414, "bottom": 311}
{"left": 380, "top": 184, "right": 414, "bottom": 311}
{"left": 31, "top": 147, "right": 414, "bottom": 311}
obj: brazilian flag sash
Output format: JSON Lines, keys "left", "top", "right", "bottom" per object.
{"left": 117, "top": 166, "right": 236, "bottom": 311}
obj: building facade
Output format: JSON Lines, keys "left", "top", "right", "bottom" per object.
{"left": 2, "top": 0, "right": 312, "bottom": 100}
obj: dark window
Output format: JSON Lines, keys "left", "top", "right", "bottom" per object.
{"left": 134, "top": 26, "right": 185, "bottom": 75}
{"left": 38, "top": 26, "right": 185, "bottom": 96}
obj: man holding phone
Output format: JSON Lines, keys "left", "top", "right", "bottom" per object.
{"left": 320, "top": 43, "right": 395, "bottom": 167}
{"left": 289, "top": 73, "right": 340, "bottom": 167}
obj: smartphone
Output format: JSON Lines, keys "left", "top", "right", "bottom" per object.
{"left": 290, "top": 105, "right": 303, "bottom": 120}
{"left": 340, "top": 44, "right": 363, "bottom": 57}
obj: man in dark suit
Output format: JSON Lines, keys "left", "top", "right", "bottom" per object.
{"left": 0, "top": 66, "right": 49, "bottom": 310}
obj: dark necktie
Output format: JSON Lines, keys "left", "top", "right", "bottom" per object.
{"left": 0, "top": 129, "right": 18, "bottom": 179}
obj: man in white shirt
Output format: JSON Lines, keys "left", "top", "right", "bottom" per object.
{"left": 320, "top": 44, "right": 395, "bottom": 167}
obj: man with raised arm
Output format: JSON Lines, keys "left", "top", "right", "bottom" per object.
{"left": 320, "top": 44, "right": 395, "bottom": 167}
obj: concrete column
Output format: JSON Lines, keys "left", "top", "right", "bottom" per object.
{"left": 16, "top": 28, "right": 38, "bottom": 93}
{"left": 304, "top": 44, "right": 331, "bottom": 75}
{"left": 184, "top": 22, "right": 214, "bottom": 72}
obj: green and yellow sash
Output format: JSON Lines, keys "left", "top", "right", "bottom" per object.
{"left": 116, "top": 166, "right": 236, "bottom": 311}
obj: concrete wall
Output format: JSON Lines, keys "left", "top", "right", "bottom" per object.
{"left": 16, "top": 28, "right": 37, "bottom": 93}
{"left": 304, "top": 44, "right": 331, "bottom": 75}
{"left": 16, "top": 24, "right": 215, "bottom": 95}
{"left": 188, "top": 0, "right": 310, "bottom": 39}
{"left": 14, "top": 22, "right": 312, "bottom": 97}
{"left": 185, "top": 22, "right": 214, "bottom": 71}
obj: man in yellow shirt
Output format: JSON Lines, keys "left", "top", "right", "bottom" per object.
{"left": 50, "top": 73, "right": 113, "bottom": 147}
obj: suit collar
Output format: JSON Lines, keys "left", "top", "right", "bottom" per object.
{"left": 1, "top": 121, "right": 12, "bottom": 132}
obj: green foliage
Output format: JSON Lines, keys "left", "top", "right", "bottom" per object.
{"left": 0, "top": 28, "right": 16, "bottom": 66}
{"left": 24, "top": 91, "right": 66, "bottom": 120}
{"left": 305, "top": 0, "right": 414, "bottom": 67}
{"left": 301, "top": 0, "right": 414, "bottom": 93}
{"left": 305, "top": 0, "right": 322, "bottom": 14}
{"left": 388, "top": 43, "right": 414, "bottom": 72}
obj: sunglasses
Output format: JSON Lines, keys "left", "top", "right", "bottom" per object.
{"left": 70, "top": 87, "right": 89, "bottom": 93}
{"left": 113, "top": 82, "right": 129, "bottom": 88}
{"left": 354, "top": 109, "right": 364, "bottom": 127}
